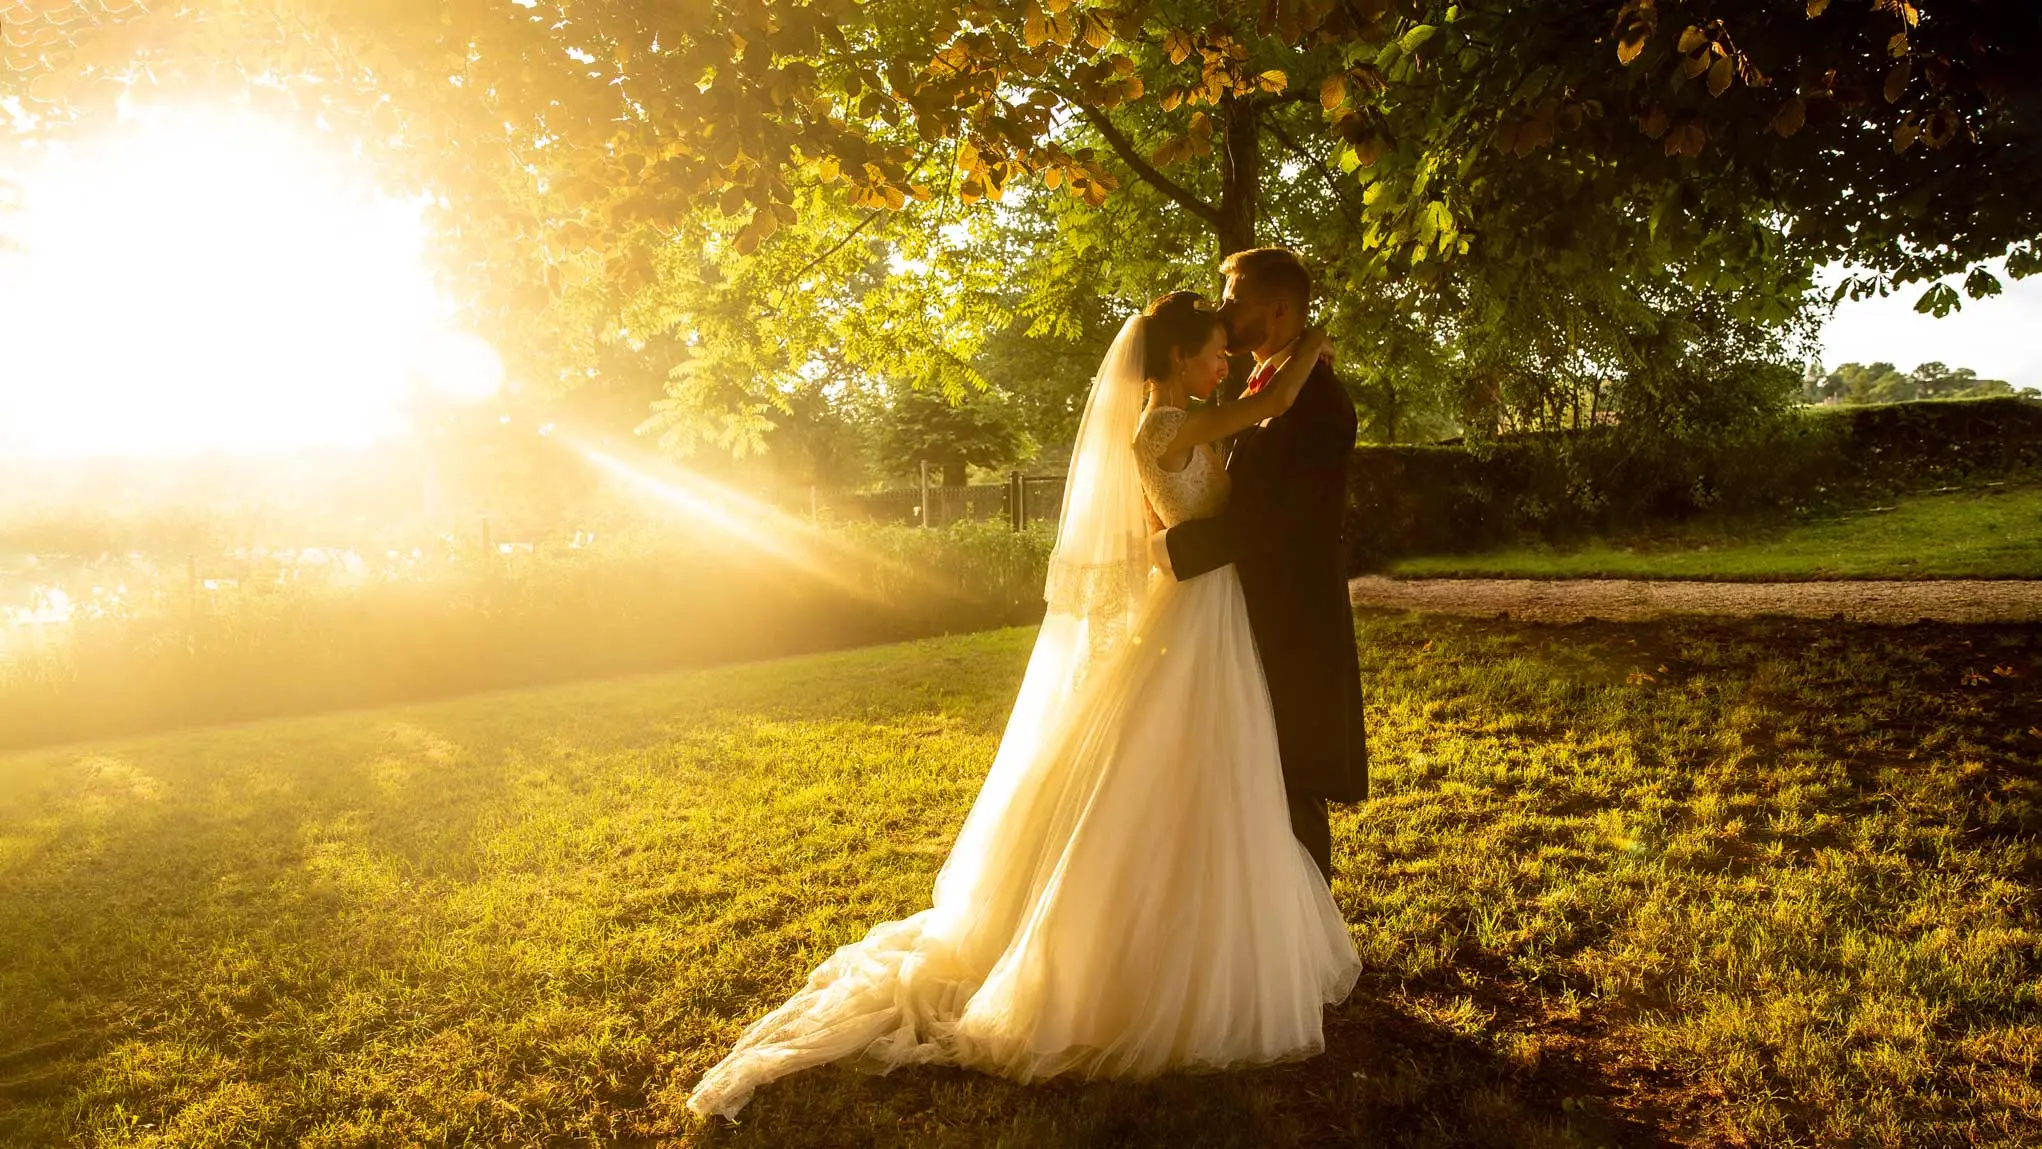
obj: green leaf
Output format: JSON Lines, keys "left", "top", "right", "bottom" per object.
{"left": 1401, "top": 25, "right": 1438, "bottom": 53}
{"left": 1963, "top": 267, "right": 2003, "bottom": 299}
{"left": 1914, "top": 282, "right": 1961, "bottom": 317}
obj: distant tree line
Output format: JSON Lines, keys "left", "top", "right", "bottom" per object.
{"left": 1803, "top": 361, "right": 2033, "bottom": 406}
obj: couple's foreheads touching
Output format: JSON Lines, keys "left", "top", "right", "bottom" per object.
{"left": 1142, "top": 246, "right": 1314, "bottom": 395}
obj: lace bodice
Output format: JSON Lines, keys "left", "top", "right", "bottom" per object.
{"left": 1136, "top": 406, "right": 1229, "bottom": 528}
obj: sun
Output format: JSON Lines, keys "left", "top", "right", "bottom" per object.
{"left": 0, "top": 105, "right": 502, "bottom": 458}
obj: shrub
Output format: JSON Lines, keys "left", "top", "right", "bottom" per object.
{"left": 0, "top": 522, "right": 1055, "bottom": 749}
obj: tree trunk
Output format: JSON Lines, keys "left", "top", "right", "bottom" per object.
{"left": 1215, "top": 94, "right": 1261, "bottom": 257}
{"left": 1080, "top": 94, "right": 1265, "bottom": 260}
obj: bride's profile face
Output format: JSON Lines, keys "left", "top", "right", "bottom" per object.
{"left": 1179, "top": 326, "right": 1231, "bottom": 400}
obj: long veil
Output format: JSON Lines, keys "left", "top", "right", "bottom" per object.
{"left": 1040, "top": 312, "right": 1152, "bottom": 673}
{"left": 925, "top": 312, "right": 1150, "bottom": 911}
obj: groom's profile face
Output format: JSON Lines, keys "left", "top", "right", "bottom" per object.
{"left": 1218, "top": 274, "right": 1277, "bottom": 356}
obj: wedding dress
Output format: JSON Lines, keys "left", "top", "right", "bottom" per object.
{"left": 686, "top": 318, "right": 1360, "bottom": 1120}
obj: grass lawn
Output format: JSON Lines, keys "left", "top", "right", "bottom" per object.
{"left": 1389, "top": 483, "right": 2042, "bottom": 581}
{"left": 2, "top": 615, "right": 2039, "bottom": 1146}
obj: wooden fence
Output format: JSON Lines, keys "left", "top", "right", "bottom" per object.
{"left": 797, "top": 469, "right": 1067, "bottom": 529}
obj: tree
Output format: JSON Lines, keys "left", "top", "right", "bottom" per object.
{"left": 1811, "top": 359, "right": 2026, "bottom": 405}
{"left": 1911, "top": 361, "right": 2018, "bottom": 400}
{"left": 874, "top": 387, "right": 1030, "bottom": 486}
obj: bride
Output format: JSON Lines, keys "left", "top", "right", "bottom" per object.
{"left": 687, "top": 292, "right": 1361, "bottom": 1119}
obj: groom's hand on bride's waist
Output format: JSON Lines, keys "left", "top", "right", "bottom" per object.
{"left": 1150, "top": 530, "right": 1176, "bottom": 579}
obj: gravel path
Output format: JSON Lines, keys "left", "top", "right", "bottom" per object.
{"left": 1348, "top": 576, "right": 2042, "bottom": 624}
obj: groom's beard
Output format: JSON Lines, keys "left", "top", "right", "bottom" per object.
{"left": 1225, "top": 319, "right": 1264, "bottom": 356}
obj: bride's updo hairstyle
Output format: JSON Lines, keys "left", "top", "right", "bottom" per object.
{"left": 1140, "top": 291, "right": 1225, "bottom": 382}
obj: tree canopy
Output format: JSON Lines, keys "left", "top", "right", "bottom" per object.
{"left": 7, "top": 0, "right": 2037, "bottom": 460}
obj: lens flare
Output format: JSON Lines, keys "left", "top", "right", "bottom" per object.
{"left": 0, "top": 104, "right": 499, "bottom": 458}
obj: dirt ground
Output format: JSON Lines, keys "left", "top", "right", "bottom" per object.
{"left": 1349, "top": 576, "right": 2042, "bottom": 624}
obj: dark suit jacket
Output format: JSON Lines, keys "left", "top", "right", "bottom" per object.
{"left": 1162, "top": 360, "right": 1369, "bottom": 803}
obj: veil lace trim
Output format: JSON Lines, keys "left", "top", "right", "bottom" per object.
{"left": 1042, "top": 556, "right": 1149, "bottom": 619}
{"left": 1038, "top": 312, "right": 1153, "bottom": 672}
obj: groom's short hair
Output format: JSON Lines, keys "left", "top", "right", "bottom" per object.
{"left": 1220, "top": 247, "right": 1311, "bottom": 311}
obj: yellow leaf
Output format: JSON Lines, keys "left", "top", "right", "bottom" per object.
{"left": 1770, "top": 95, "right": 1806, "bottom": 137}
{"left": 1160, "top": 88, "right": 1183, "bottom": 112}
{"left": 1023, "top": 2, "right": 1047, "bottom": 49}
{"left": 1320, "top": 73, "right": 1347, "bottom": 111}
{"left": 1083, "top": 15, "right": 1114, "bottom": 51}
{"left": 1664, "top": 121, "right": 1705, "bottom": 157}
{"left": 1047, "top": 10, "right": 1076, "bottom": 46}
{"left": 1258, "top": 69, "right": 1287, "bottom": 93}
{"left": 1707, "top": 54, "right": 1734, "bottom": 97}
{"left": 1806, "top": 0, "right": 1830, "bottom": 13}
{"left": 1884, "top": 59, "right": 1910, "bottom": 103}
{"left": 1043, "top": 165, "right": 1063, "bottom": 189}
{"left": 1676, "top": 25, "right": 1707, "bottom": 54}
{"left": 1189, "top": 110, "right": 1213, "bottom": 143}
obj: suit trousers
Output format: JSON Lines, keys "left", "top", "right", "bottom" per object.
{"left": 1287, "top": 789, "right": 1333, "bottom": 883}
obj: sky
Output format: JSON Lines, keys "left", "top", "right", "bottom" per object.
{"left": 1817, "top": 261, "right": 2042, "bottom": 389}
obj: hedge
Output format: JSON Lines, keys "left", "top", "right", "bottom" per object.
{"left": 1343, "top": 396, "right": 2042, "bottom": 570}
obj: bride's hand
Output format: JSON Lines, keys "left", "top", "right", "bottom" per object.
{"left": 1271, "top": 328, "right": 1330, "bottom": 407}
{"left": 1296, "top": 328, "right": 1331, "bottom": 367}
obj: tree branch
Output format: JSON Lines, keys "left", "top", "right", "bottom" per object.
{"left": 1075, "top": 101, "right": 1223, "bottom": 227}
{"left": 764, "top": 154, "right": 933, "bottom": 317}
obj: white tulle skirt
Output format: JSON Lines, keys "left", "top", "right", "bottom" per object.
{"left": 686, "top": 566, "right": 1361, "bottom": 1119}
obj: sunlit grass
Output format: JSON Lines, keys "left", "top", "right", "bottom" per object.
{"left": 1390, "top": 483, "right": 2042, "bottom": 581}
{"left": 1, "top": 615, "right": 2037, "bottom": 1146}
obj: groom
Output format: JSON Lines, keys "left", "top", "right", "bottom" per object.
{"left": 1151, "top": 247, "right": 1368, "bottom": 881}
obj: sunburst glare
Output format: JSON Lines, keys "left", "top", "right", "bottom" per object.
{"left": 0, "top": 104, "right": 500, "bottom": 458}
